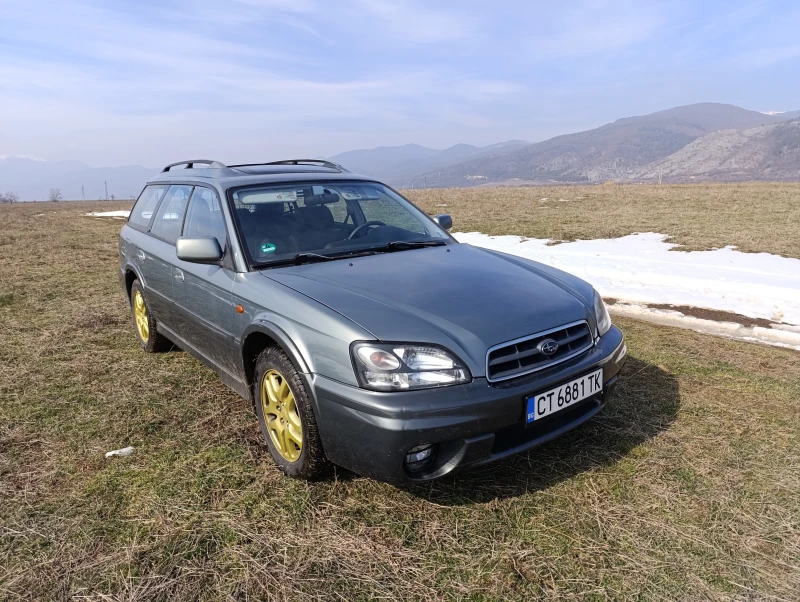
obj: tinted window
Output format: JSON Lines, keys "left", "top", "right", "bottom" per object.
{"left": 360, "top": 194, "right": 426, "bottom": 234}
{"left": 129, "top": 185, "right": 167, "bottom": 229}
{"left": 297, "top": 185, "right": 351, "bottom": 225}
{"left": 231, "top": 181, "right": 449, "bottom": 264}
{"left": 150, "top": 185, "right": 192, "bottom": 243}
{"left": 183, "top": 187, "right": 227, "bottom": 248}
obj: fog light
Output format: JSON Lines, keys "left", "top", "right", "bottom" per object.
{"left": 405, "top": 444, "right": 434, "bottom": 472}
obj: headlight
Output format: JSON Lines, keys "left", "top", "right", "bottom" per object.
{"left": 351, "top": 343, "right": 471, "bottom": 391}
{"left": 593, "top": 290, "right": 612, "bottom": 337}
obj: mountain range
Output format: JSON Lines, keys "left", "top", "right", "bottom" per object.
{"left": 3, "top": 103, "right": 799, "bottom": 200}
{"left": 326, "top": 140, "right": 528, "bottom": 186}
{"left": 633, "top": 117, "right": 800, "bottom": 182}
{"left": 402, "top": 103, "right": 800, "bottom": 187}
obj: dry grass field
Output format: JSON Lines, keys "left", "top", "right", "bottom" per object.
{"left": 407, "top": 182, "right": 800, "bottom": 258}
{"left": 1, "top": 186, "right": 799, "bottom": 601}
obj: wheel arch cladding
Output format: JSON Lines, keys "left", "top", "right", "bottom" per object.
{"left": 125, "top": 268, "right": 139, "bottom": 301}
{"left": 241, "top": 324, "right": 311, "bottom": 389}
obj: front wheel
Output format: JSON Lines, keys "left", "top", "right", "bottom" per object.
{"left": 254, "top": 347, "right": 330, "bottom": 479}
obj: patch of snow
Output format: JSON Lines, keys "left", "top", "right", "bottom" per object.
{"left": 86, "top": 210, "right": 131, "bottom": 218}
{"left": 453, "top": 232, "right": 800, "bottom": 338}
{"left": 608, "top": 303, "right": 800, "bottom": 351}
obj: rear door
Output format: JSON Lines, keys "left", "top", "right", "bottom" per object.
{"left": 124, "top": 185, "right": 168, "bottom": 317}
{"left": 139, "top": 184, "right": 193, "bottom": 325}
{"left": 172, "top": 186, "right": 237, "bottom": 374}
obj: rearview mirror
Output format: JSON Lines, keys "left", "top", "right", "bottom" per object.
{"left": 432, "top": 214, "right": 453, "bottom": 231}
{"left": 176, "top": 237, "right": 223, "bottom": 264}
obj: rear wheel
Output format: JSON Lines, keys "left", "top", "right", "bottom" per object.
{"left": 130, "top": 280, "right": 171, "bottom": 352}
{"left": 254, "top": 347, "right": 329, "bottom": 479}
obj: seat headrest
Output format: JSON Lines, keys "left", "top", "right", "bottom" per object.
{"left": 302, "top": 206, "right": 334, "bottom": 229}
{"left": 256, "top": 202, "right": 285, "bottom": 219}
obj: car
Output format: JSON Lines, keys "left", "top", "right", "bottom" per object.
{"left": 119, "top": 158, "right": 627, "bottom": 483}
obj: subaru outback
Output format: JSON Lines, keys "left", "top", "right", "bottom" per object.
{"left": 119, "top": 159, "right": 627, "bottom": 483}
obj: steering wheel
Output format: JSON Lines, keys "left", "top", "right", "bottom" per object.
{"left": 347, "top": 220, "right": 386, "bottom": 239}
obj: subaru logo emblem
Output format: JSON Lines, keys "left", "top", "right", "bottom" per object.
{"left": 538, "top": 338, "right": 559, "bottom": 356}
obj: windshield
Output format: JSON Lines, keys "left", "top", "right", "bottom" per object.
{"left": 229, "top": 181, "right": 452, "bottom": 266}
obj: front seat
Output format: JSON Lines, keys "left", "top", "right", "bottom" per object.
{"left": 250, "top": 203, "right": 294, "bottom": 259}
{"left": 292, "top": 205, "right": 347, "bottom": 250}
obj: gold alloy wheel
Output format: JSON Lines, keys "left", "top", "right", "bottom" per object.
{"left": 133, "top": 290, "right": 149, "bottom": 342}
{"left": 261, "top": 369, "right": 303, "bottom": 461}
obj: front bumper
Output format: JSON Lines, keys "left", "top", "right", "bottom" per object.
{"left": 309, "top": 325, "right": 627, "bottom": 484}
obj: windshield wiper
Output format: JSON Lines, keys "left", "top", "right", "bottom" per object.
{"left": 253, "top": 250, "right": 377, "bottom": 269}
{"left": 373, "top": 240, "right": 448, "bottom": 252}
{"left": 253, "top": 252, "right": 337, "bottom": 269}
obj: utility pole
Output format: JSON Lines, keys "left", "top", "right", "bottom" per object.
{"left": 104, "top": 181, "right": 109, "bottom": 201}
{"left": 81, "top": 185, "right": 85, "bottom": 201}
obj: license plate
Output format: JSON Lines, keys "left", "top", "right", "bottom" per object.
{"left": 526, "top": 369, "right": 603, "bottom": 423}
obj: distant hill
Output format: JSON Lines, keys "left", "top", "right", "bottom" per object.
{"left": 411, "top": 103, "right": 800, "bottom": 187}
{"left": 633, "top": 118, "right": 800, "bottom": 182}
{"left": 0, "top": 157, "right": 155, "bottom": 201}
{"left": 326, "top": 140, "right": 527, "bottom": 186}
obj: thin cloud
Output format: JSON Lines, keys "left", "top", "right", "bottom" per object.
{"left": 349, "top": 0, "right": 477, "bottom": 43}
{"left": 527, "top": 1, "right": 663, "bottom": 59}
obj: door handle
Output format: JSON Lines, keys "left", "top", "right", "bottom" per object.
{"left": 174, "top": 269, "right": 184, "bottom": 282}
{"left": 136, "top": 250, "right": 146, "bottom": 261}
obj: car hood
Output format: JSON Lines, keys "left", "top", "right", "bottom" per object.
{"left": 262, "top": 243, "right": 594, "bottom": 375}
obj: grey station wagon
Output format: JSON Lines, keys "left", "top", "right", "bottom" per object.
{"left": 119, "top": 159, "right": 627, "bottom": 483}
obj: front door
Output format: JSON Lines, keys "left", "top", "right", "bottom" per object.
{"left": 172, "top": 186, "right": 237, "bottom": 374}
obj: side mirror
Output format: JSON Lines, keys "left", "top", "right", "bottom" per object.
{"left": 176, "top": 237, "right": 223, "bottom": 264}
{"left": 432, "top": 214, "right": 453, "bottom": 231}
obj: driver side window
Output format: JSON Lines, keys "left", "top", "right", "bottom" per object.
{"left": 183, "top": 187, "right": 228, "bottom": 249}
{"left": 359, "top": 195, "right": 425, "bottom": 234}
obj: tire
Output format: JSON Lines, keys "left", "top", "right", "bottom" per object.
{"left": 130, "top": 280, "right": 172, "bottom": 353}
{"left": 254, "top": 346, "right": 330, "bottom": 479}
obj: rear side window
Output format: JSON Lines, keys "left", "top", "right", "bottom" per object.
{"left": 129, "top": 185, "right": 167, "bottom": 229}
{"left": 183, "top": 187, "right": 228, "bottom": 248}
{"left": 149, "top": 185, "right": 193, "bottom": 244}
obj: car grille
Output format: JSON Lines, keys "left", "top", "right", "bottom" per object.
{"left": 486, "top": 320, "right": 593, "bottom": 383}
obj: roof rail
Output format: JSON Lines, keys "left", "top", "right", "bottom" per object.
{"left": 229, "top": 159, "right": 349, "bottom": 172}
{"left": 162, "top": 159, "right": 228, "bottom": 172}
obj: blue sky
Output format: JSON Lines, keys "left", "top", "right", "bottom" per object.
{"left": 1, "top": 0, "right": 799, "bottom": 166}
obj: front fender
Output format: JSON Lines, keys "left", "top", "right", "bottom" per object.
{"left": 232, "top": 272, "right": 376, "bottom": 387}
{"left": 240, "top": 320, "right": 312, "bottom": 376}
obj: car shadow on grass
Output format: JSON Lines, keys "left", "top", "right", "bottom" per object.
{"left": 404, "top": 356, "right": 680, "bottom": 504}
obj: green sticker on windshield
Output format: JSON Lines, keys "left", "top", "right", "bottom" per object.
{"left": 260, "top": 242, "right": 277, "bottom": 254}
